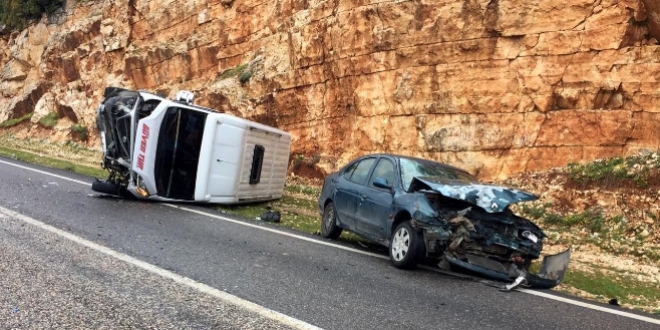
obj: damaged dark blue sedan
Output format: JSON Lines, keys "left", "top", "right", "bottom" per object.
{"left": 318, "top": 154, "right": 570, "bottom": 289}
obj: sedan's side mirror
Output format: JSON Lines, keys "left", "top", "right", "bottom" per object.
{"left": 373, "top": 177, "right": 392, "bottom": 190}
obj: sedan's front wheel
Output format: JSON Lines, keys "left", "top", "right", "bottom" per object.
{"left": 389, "top": 221, "right": 425, "bottom": 269}
{"left": 321, "top": 202, "right": 343, "bottom": 240}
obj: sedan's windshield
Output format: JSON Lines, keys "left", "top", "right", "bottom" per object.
{"left": 399, "top": 157, "right": 477, "bottom": 191}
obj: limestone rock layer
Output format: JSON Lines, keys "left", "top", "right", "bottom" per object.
{"left": 1, "top": 0, "right": 659, "bottom": 179}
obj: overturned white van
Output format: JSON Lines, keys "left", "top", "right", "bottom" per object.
{"left": 93, "top": 87, "right": 291, "bottom": 204}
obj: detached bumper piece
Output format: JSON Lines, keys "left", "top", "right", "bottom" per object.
{"left": 443, "top": 248, "right": 571, "bottom": 290}
{"left": 525, "top": 248, "right": 572, "bottom": 289}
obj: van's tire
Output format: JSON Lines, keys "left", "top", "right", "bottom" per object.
{"left": 389, "top": 221, "right": 425, "bottom": 269}
{"left": 103, "top": 86, "right": 130, "bottom": 98}
{"left": 321, "top": 202, "right": 343, "bottom": 240}
{"left": 91, "top": 179, "right": 122, "bottom": 196}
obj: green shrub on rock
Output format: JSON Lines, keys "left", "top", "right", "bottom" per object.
{"left": 0, "top": 0, "right": 65, "bottom": 30}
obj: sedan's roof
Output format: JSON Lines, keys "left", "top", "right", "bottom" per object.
{"left": 355, "top": 153, "right": 475, "bottom": 177}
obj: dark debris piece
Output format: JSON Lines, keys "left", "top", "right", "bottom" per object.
{"left": 260, "top": 210, "right": 281, "bottom": 223}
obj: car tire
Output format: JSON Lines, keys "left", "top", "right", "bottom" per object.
{"left": 91, "top": 179, "right": 122, "bottom": 196}
{"left": 389, "top": 221, "right": 425, "bottom": 269}
{"left": 321, "top": 202, "right": 343, "bottom": 240}
{"left": 103, "top": 86, "right": 130, "bottom": 98}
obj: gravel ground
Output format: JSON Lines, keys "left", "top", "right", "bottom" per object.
{"left": 0, "top": 212, "right": 297, "bottom": 330}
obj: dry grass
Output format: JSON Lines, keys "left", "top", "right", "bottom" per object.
{"left": 0, "top": 134, "right": 101, "bottom": 169}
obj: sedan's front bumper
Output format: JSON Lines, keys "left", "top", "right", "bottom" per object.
{"left": 445, "top": 248, "right": 571, "bottom": 289}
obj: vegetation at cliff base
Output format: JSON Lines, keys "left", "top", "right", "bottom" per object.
{"left": 0, "top": 0, "right": 64, "bottom": 30}
{"left": 0, "top": 112, "right": 33, "bottom": 128}
{"left": 38, "top": 112, "right": 59, "bottom": 128}
{"left": 567, "top": 153, "right": 660, "bottom": 189}
{"left": 70, "top": 123, "right": 88, "bottom": 140}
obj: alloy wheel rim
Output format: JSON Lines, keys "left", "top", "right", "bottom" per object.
{"left": 391, "top": 227, "right": 410, "bottom": 261}
{"left": 324, "top": 208, "right": 335, "bottom": 232}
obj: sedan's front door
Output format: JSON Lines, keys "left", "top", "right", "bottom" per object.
{"left": 333, "top": 158, "right": 376, "bottom": 231}
{"left": 355, "top": 158, "right": 397, "bottom": 240}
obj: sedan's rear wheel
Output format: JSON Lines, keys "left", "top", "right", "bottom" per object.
{"left": 389, "top": 221, "right": 425, "bottom": 269}
{"left": 321, "top": 202, "right": 343, "bottom": 240}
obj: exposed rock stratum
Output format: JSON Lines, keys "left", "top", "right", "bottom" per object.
{"left": 1, "top": 0, "right": 660, "bottom": 179}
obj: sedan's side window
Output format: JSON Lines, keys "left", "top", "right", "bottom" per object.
{"left": 347, "top": 158, "right": 376, "bottom": 185}
{"left": 369, "top": 159, "right": 396, "bottom": 188}
{"left": 342, "top": 162, "right": 359, "bottom": 180}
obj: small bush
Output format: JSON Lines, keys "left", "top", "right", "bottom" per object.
{"left": 567, "top": 158, "right": 627, "bottom": 183}
{"left": 567, "top": 155, "right": 651, "bottom": 188}
{"left": 543, "top": 213, "right": 564, "bottom": 226}
{"left": 542, "top": 208, "right": 614, "bottom": 234}
{"left": 70, "top": 123, "right": 88, "bottom": 140}
{"left": 239, "top": 70, "right": 253, "bottom": 85}
{"left": 218, "top": 63, "right": 247, "bottom": 80}
{"left": 38, "top": 112, "right": 59, "bottom": 128}
{"left": 611, "top": 215, "right": 624, "bottom": 224}
{"left": 0, "top": 0, "right": 65, "bottom": 30}
{"left": 293, "top": 154, "right": 304, "bottom": 168}
{"left": 0, "top": 112, "right": 33, "bottom": 128}
{"left": 521, "top": 203, "right": 551, "bottom": 220}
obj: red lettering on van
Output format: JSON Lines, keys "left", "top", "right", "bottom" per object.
{"left": 137, "top": 154, "right": 145, "bottom": 170}
{"left": 139, "top": 124, "right": 150, "bottom": 153}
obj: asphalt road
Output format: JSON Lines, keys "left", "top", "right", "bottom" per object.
{"left": 0, "top": 157, "right": 659, "bottom": 330}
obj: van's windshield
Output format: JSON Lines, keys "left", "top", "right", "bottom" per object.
{"left": 154, "top": 107, "right": 207, "bottom": 200}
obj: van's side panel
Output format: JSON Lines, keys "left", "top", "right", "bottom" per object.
{"left": 201, "top": 114, "right": 291, "bottom": 204}
{"left": 235, "top": 128, "right": 291, "bottom": 201}
{"left": 205, "top": 119, "right": 244, "bottom": 198}
{"left": 264, "top": 133, "right": 290, "bottom": 198}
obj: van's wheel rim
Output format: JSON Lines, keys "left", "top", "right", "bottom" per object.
{"left": 323, "top": 208, "right": 335, "bottom": 232}
{"left": 391, "top": 227, "right": 410, "bottom": 261}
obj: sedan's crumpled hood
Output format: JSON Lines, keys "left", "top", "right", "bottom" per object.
{"left": 409, "top": 177, "right": 538, "bottom": 213}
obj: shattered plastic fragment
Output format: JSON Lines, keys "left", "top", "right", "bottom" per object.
{"left": 526, "top": 248, "right": 572, "bottom": 289}
{"left": 501, "top": 275, "right": 527, "bottom": 292}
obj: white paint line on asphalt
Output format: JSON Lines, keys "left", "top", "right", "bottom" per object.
{"left": 518, "top": 288, "right": 660, "bottom": 325}
{"left": 0, "top": 205, "right": 322, "bottom": 330}
{"left": 2, "top": 159, "right": 660, "bottom": 325}
{"left": 166, "top": 204, "right": 388, "bottom": 260}
{"left": 0, "top": 159, "right": 92, "bottom": 186}
{"left": 173, "top": 201, "right": 660, "bottom": 325}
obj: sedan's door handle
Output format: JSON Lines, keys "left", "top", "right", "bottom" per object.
{"left": 360, "top": 194, "right": 367, "bottom": 200}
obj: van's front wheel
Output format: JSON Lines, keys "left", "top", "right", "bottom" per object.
{"left": 91, "top": 179, "right": 122, "bottom": 196}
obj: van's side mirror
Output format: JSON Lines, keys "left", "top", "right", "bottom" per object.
{"left": 373, "top": 177, "right": 392, "bottom": 190}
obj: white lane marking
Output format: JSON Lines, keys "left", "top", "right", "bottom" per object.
{"left": 2, "top": 158, "right": 660, "bottom": 325}
{"left": 0, "top": 205, "right": 321, "bottom": 330}
{"left": 173, "top": 210, "right": 660, "bottom": 326}
{"left": 166, "top": 204, "right": 387, "bottom": 260}
{"left": 519, "top": 288, "right": 660, "bottom": 325}
{"left": 0, "top": 159, "right": 92, "bottom": 186}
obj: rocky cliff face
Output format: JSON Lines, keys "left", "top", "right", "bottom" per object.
{"left": 1, "top": 0, "right": 659, "bottom": 179}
